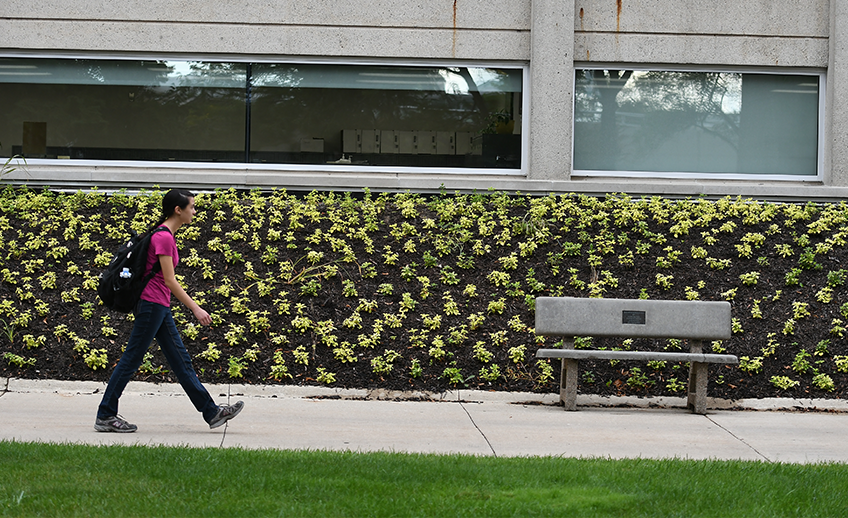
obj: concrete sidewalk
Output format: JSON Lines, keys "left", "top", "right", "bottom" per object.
{"left": 2, "top": 378, "right": 848, "bottom": 463}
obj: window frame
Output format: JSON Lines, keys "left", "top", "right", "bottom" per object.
{"left": 0, "top": 50, "right": 529, "bottom": 177}
{"left": 571, "top": 63, "right": 826, "bottom": 182}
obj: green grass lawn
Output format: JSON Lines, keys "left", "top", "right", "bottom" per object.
{"left": 1, "top": 441, "right": 846, "bottom": 517}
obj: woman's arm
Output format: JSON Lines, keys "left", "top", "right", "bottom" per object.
{"left": 158, "top": 255, "right": 212, "bottom": 326}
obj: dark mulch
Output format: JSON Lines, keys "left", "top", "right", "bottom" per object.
{"left": 1, "top": 188, "right": 846, "bottom": 401}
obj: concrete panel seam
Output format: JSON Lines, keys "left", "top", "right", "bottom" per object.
{"left": 459, "top": 401, "right": 497, "bottom": 456}
{"left": 1, "top": 17, "right": 530, "bottom": 33}
{"left": 576, "top": 30, "right": 828, "bottom": 41}
{"left": 705, "top": 414, "right": 771, "bottom": 462}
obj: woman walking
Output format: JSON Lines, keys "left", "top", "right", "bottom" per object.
{"left": 95, "top": 189, "right": 243, "bottom": 432}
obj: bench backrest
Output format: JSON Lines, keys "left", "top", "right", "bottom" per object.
{"left": 535, "top": 297, "right": 731, "bottom": 340}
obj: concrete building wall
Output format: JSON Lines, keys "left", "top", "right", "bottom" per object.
{"left": 0, "top": 0, "right": 531, "bottom": 60}
{"left": 575, "top": 0, "right": 829, "bottom": 67}
{"left": 0, "top": 0, "right": 845, "bottom": 199}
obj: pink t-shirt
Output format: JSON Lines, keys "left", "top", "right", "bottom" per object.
{"left": 140, "top": 226, "right": 179, "bottom": 307}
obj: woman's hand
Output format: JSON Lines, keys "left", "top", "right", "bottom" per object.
{"left": 192, "top": 306, "right": 212, "bottom": 326}
{"left": 159, "top": 254, "right": 213, "bottom": 325}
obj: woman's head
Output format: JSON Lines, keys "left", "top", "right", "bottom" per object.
{"left": 162, "top": 189, "right": 195, "bottom": 220}
{"left": 150, "top": 189, "right": 196, "bottom": 232}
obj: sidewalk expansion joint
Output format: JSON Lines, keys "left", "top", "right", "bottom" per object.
{"left": 706, "top": 415, "right": 771, "bottom": 463}
{"left": 0, "top": 377, "right": 8, "bottom": 397}
{"left": 218, "top": 383, "right": 234, "bottom": 448}
{"left": 459, "top": 401, "right": 497, "bottom": 457}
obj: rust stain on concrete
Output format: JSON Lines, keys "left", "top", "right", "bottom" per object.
{"left": 452, "top": 0, "right": 458, "bottom": 58}
{"left": 579, "top": 7, "right": 584, "bottom": 31}
{"left": 616, "top": 0, "right": 622, "bottom": 32}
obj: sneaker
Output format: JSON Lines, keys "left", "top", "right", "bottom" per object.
{"left": 209, "top": 401, "right": 244, "bottom": 429}
{"left": 94, "top": 415, "right": 137, "bottom": 433}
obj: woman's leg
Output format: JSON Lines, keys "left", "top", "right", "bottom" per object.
{"left": 155, "top": 308, "right": 219, "bottom": 423}
{"left": 97, "top": 300, "right": 163, "bottom": 419}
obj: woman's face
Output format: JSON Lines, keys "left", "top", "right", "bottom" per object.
{"left": 177, "top": 197, "right": 196, "bottom": 225}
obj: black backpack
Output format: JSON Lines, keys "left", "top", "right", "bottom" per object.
{"left": 97, "top": 226, "right": 169, "bottom": 313}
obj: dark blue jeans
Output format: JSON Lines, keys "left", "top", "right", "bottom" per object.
{"left": 97, "top": 299, "right": 219, "bottom": 423}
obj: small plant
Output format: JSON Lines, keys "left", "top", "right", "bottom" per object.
{"left": 731, "top": 318, "right": 743, "bottom": 334}
{"left": 535, "top": 360, "right": 555, "bottom": 385}
{"left": 814, "top": 339, "right": 830, "bottom": 357}
{"left": 292, "top": 346, "right": 309, "bottom": 365}
{"left": 832, "top": 319, "right": 847, "bottom": 338}
{"left": 684, "top": 286, "right": 699, "bottom": 300}
{"left": 739, "top": 356, "right": 763, "bottom": 374}
{"left": 739, "top": 272, "right": 760, "bottom": 286}
{"left": 467, "top": 312, "right": 486, "bottom": 330}
{"left": 782, "top": 318, "right": 796, "bottom": 336}
{"left": 371, "top": 349, "right": 402, "bottom": 375}
{"left": 798, "top": 247, "right": 822, "bottom": 270}
{"left": 473, "top": 341, "right": 494, "bottom": 363}
{"left": 316, "top": 367, "right": 337, "bottom": 384}
{"left": 22, "top": 334, "right": 46, "bottom": 350}
{"left": 138, "top": 351, "right": 168, "bottom": 375}
{"left": 665, "top": 377, "right": 686, "bottom": 393}
{"left": 84, "top": 349, "right": 109, "bottom": 370}
{"left": 812, "top": 373, "right": 836, "bottom": 392}
{"left": 508, "top": 345, "right": 526, "bottom": 364}
{"left": 268, "top": 351, "right": 293, "bottom": 381}
{"left": 441, "top": 365, "right": 465, "bottom": 385}
{"left": 626, "top": 367, "right": 654, "bottom": 389}
{"left": 196, "top": 343, "right": 222, "bottom": 362}
{"left": 3, "top": 352, "right": 36, "bottom": 368}
{"left": 792, "top": 302, "right": 811, "bottom": 320}
{"left": 751, "top": 300, "right": 763, "bottom": 319}
{"left": 792, "top": 349, "right": 812, "bottom": 374}
{"left": 479, "top": 364, "right": 502, "bottom": 382}
{"left": 784, "top": 268, "right": 803, "bottom": 286}
{"left": 409, "top": 359, "right": 423, "bottom": 378}
{"left": 342, "top": 279, "right": 358, "bottom": 298}
{"left": 770, "top": 376, "right": 799, "bottom": 390}
{"left": 421, "top": 314, "right": 442, "bottom": 331}
{"left": 655, "top": 273, "right": 673, "bottom": 290}
{"left": 487, "top": 298, "right": 507, "bottom": 315}
{"left": 228, "top": 356, "right": 248, "bottom": 378}
{"left": 827, "top": 269, "right": 847, "bottom": 287}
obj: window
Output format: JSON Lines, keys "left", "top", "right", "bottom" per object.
{"left": 573, "top": 69, "right": 822, "bottom": 178}
{"left": 0, "top": 57, "right": 523, "bottom": 171}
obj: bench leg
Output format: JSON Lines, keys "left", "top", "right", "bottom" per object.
{"left": 687, "top": 361, "right": 708, "bottom": 414}
{"left": 560, "top": 358, "right": 578, "bottom": 411}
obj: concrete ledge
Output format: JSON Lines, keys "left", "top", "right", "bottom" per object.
{"left": 8, "top": 164, "right": 848, "bottom": 201}
{"left": 4, "top": 379, "right": 848, "bottom": 412}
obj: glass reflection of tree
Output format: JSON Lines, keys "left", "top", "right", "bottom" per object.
{"left": 618, "top": 71, "right": 741, "bottom": 153}
{"left": 576, "top": 70, "right": 632, "bottom": 170}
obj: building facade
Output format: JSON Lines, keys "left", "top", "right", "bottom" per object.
{"left": 1, "top": 0, "right": 845, "bottom": 199}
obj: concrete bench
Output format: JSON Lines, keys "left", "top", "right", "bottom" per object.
{"left": 534, "top": 297, "right": 738, "bottom": 414}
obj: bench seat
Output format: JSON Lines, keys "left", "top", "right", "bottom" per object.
{"left": 536, "top": 349, "right": 738, "bottom": 364}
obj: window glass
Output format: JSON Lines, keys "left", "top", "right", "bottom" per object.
{"left": 573, "top": 69, "right": 820, "bottom": 176}
{"left": 0, "top": 58, "right": 246, "bottom": 161}
{"left": 249, "top": 64, "right": 522, "bottom": 167}
{"left": 0, "top": 57, "right": 523, "bottom": 170}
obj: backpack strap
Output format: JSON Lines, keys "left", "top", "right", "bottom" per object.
{"left": 141, "top": 226, "right": 171, "bottom": 284}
